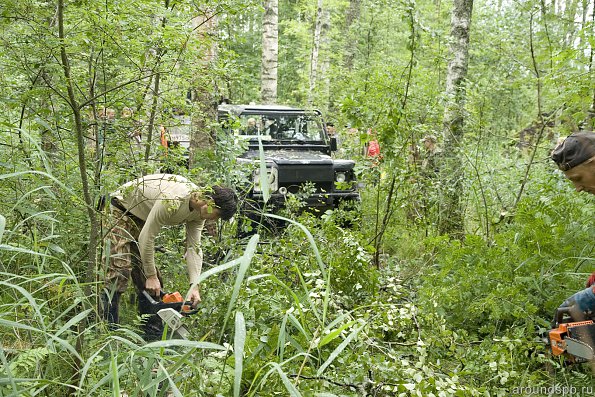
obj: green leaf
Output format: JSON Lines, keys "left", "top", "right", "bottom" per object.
{"left": 318, "top": 320, "right": 357, "bottom": 348}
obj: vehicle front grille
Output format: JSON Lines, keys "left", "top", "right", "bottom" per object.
{"left": 277, "top": 165, "right": 334, "bottom": 194}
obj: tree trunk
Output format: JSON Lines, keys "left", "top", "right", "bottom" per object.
{"left": 189, "top": 9, "right": 219, "bottom": 168}
{"left": 343, "top": 0, "right": 360, "bottom": 71}
{"left": 144, "top": 0, "right": 169, "bottom": 163}
{"left": 309, "top": 0, "right": 324, "bottom": 105}
{"left": 319, "top": 7, "right": 331, "bottom": 111}
{"left": 57, "top": 0, "right": 99, "bottom": 293}
{"left": 261, "top": 0, "right": 279, "bottom": 104}
{"left": 563, "top": 0, "right": 579, "bottom": 47}
{"left": 437, "top": 0, "right": 474, "bottom": 238}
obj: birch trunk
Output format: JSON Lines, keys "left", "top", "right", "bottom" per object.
{"left": 189, "top": 9, "right": 219, "bottom": 168}
{"left": 343, "top": 0, "right": 360, "bottom": 71}
{"left": 319, "top": 7, "right": 331, "bottom": 110}
{"left": 261, "top": 0, "right": 279, "bottom": 104}
{"left": 309, "top": 0, "right": 324, "bottom": 105}
{"left": 438, "top": 0, "right": 474, "bottom": 238}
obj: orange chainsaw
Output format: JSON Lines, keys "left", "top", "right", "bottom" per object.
{"left": 548, "top": 306, "right": 595, "bottom": 362}
{"left": 142, "top": 290, "right": 198, "bottom": 339}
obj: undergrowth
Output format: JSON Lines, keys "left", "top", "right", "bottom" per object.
{"left": 1, "top": 168, "right": 595, "bottom": 396}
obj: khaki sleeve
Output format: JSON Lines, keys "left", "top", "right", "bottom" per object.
{"left": 185, "top": 220, "right": 205, "bottom": 284}
{"left": 138, "top": 201, "right": 170, "bottom": 279}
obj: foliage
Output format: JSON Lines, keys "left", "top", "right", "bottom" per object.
{"left": 2, "top": 0, "right": 595, "bottom": 395}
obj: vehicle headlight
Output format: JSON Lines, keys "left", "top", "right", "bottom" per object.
{"left": 335, "top": 172, "right": 347, "bottom": 183}
{"left": 253, "top": 168, "right": 278, "bottom": 193}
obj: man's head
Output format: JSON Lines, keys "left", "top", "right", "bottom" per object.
{"left": 206, "top": 186, "right": 238, "bottom": 221}
{"left": 551, "top": 131, "right": 595, "bottom": 194}
{"left": 327, "top": 123, "right": 336, "bottom": 136}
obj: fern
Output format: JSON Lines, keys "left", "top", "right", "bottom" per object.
{"left": 8, "top": 347, "right": 49, "bottom": 377}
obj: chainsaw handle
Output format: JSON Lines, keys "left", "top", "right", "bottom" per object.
{"left": 141, "top": 290, "right": 162, "bottom": 305}
{"left": 141, "top": 290, "right": 199, "bottom": 316}
{"left": 554, "top": 306, "right": 572, "bottom": 326}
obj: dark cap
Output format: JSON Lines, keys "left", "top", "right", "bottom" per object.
{"left": 551, "top": 131, "right": 595, "bottom": 171}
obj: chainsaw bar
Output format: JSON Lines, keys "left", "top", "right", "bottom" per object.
{"left": 565, "top": 338, "right": 595, "bottom": 361}
{"left": 157, "top": 308, "right": 190, "bottom": 339}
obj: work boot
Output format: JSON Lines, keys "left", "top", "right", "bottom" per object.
{"left": 101, "top": 291, "right": 121, "bottom": 330}
{"left": 137, "top": 292, "right": 165, "bottom": 341}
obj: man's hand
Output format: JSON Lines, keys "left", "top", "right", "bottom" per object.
{"left": 188, "top": 285, "right": 201, "bottom": 308}
{"left": 145, "top": 275, "right": 161, "bottom": 296}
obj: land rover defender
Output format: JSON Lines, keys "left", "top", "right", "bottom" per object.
{"left": 218, "top": 104, "right": 360, "bottom": 215}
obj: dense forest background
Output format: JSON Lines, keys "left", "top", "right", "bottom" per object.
{"left": 1, "top": 0, "right": 595, "bottom": 395}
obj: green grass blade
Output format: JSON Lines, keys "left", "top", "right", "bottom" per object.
{"left": 54, "top": 309, "right": 92, "bottom": 337}
{"left": 221, "top": 234, "right": 259, "bottom": 340}
{"left": 322, "top": 263, "right": 332, "bottom": 325}
{"left": 188, "top": 257, "right": 243, "bottom": 300}
{"left": 0, "top": 281, "right": 47, "bottom": 332}
{"left": 258, "top": 133, "right": 270, "bottom": 203}
{"left": 287, "top": 313, "right": 311, "bottom": 340}
{"left": 318, "top": 320, "right": 357, "bottom": 348}
{"left": 139, "top": 340, "right": 226, "bottom": 351}
{"left": 197, "top": 257, "right": 243, "bottom": 283}
{"left": 277, "top": 314, "right": 288, "bottom": 362}
{"left": 110, "top": 353, "right": 120, "bottom": 397}
{"left": 233, "top": 311, "right": 246, "bottom": 397}
{"left": 0, "top": 344, "right": 18, "bottom": 393}
{"left": 0, "top": 214, "right": 5, "bottom": 244}
{"left": 0, "top": 319, "right": 82, "bottom": 362}
{"left": 316, "top": 324, "right": 364, "bottom": 376}
{"left": 270, "top": 362, "right": 302, "bottom": 397}
{"left": 264, "top": 213, "right": 326, "bottom": 277}
{"left": 0, "top": 244, "right": 51, "bottom": 257}
{"left": 77, "top": 341, "right": 112, "bottom": 391}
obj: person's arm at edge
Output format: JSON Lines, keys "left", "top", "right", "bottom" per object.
{"left": 186, "top": 220, "right": 204, "bottom": 306}
{"left": 138, "top": 202, "right": 167, "bottom": 295}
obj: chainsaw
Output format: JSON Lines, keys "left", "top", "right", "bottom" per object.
{"left": 142, "top": 290, "right": 198, "bottom": 339}
{"left": 548, "top": 305, "right": 595, "bottom": 362}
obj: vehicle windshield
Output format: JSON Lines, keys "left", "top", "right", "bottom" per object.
{"left": 235, "top": 114, "right": 327, "bottom": 143}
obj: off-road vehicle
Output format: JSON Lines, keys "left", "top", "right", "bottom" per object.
{"left": 217, "top": 104, "right": 360, "bottom": 219}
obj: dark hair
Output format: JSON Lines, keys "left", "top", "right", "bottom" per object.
{"left": 207, "top": 185, "right": 238, "bottom": 221}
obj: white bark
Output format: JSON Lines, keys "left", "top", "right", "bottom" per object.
{"left": 443, "top": 0, "right": 473, "bottom": 136}
{"left": 343, "top": 0, "right": 360, "bottom": 71}
{"left": 190, "top": 9, "right": 219, "bottom": 162}
{"left": 319, "top": 7, "right": 331, "bottom": 110}
{"left": 439, "top": 0, "right": 474, "bottom": 237}
{"left": 261, "top": 0, "right": 279, "bottom": 104}
{"left": 309, "top": 0, "right": 324, "bottom": 104}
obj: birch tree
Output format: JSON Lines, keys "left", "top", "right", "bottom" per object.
{"left": 343, "top": 0, "right": 361, "bottom": 71}
{"left": 438, "top": 0, "right": 474, "bottom": 237}
{"left": 189, "top": 8, "right": 219, "bottom": 168}
{"left": 309, "top": 0, "right": 324, "bottom": 105}
{"left": 319, "top": 7, "right": 331, "bottom": 109}
{"left": 262, "top": 0, "right": 279, "bottom": 103}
